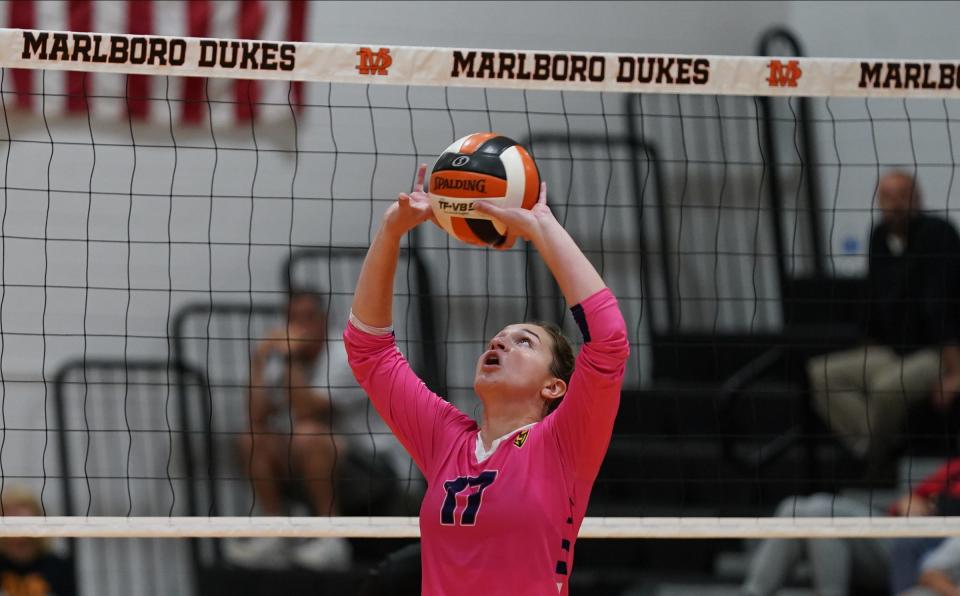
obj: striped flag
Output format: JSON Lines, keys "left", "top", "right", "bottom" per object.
{"left": 0, "top": 0, "right": 308, "bottom": 124}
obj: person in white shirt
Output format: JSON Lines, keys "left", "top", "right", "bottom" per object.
{"left": 225, "top": 290, "right": 350, "bottom": 571}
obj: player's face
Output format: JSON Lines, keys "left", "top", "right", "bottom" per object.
{"left": 474, "top": 324, "right": 555, "bottom": 398}
{"left": 286, "top": 295, "right": 325, "bottom": 359}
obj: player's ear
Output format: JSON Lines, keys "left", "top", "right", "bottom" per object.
{"left": 541, "top": 378, "right": 566, "bottom": 400}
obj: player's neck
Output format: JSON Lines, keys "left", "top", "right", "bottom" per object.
{"left": 479, "top": 407, "right": 541, "bottom": 450}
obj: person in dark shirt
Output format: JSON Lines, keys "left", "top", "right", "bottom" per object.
{"left": 808, "top": 171, "right": 960, "bottom": 465}
{"left": 0, "top": 487, "right": 74, "bottom": 596}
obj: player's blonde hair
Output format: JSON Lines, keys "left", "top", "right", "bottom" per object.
{"left": 1, "top": 485, "right": 51, "bottom": 554}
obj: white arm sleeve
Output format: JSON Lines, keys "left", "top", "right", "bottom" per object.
{"left": 921, "top": 537, "right": 960, "bottom": 577}
{"left": 348, "top": 310, "right": 394, "bottom": 336}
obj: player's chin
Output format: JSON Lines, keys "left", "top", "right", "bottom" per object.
{"left": 473, "top": 372, "right": 499, "bottom": 394}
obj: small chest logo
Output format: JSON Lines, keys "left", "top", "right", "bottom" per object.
{"left": 513, "top": 429, "right": 529, "bottom": 448}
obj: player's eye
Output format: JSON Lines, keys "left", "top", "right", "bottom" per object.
{"left": 517, "top": 337, "right": 531, "bottom": 345}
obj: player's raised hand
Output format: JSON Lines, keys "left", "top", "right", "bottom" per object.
{"left": 473, "top": 181, "right": 552, "bottom": 250}
{"left": 384, "top": 164, "right": 438, "bottom": 236}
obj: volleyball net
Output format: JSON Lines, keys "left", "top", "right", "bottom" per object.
{"left": 1, "top": 28, "right": 960, "bottom": 550}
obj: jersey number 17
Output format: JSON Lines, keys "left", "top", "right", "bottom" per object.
{"left": 440, "top": 470, "right": 498, "bottom": 526}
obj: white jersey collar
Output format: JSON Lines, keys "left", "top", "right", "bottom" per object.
{"left": 475, "top": 422, "right": 537, "bottom": 463}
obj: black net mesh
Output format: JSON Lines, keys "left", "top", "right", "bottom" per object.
{"left": 1, "top": 60, "right": 960, "bottom": 594}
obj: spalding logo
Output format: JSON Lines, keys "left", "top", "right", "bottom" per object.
{"left": 433, "top": 177, "right": 487, "bottom": 192}
{"left": 451, "top": 155, "right": 470, "bottom": 167}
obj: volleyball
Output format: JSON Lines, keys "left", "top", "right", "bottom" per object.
{"left": 427, "top": 133, "right": 541, "bottom": 246}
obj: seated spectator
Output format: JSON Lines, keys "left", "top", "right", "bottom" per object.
{"left": 894, "top": 536, "right": 949, "bottom": 596}
{"left": 225, "top": 290, "right": 350, "bottom": 571}
{"left": 0, "top": 486, "right": 75, "bottom": 596}
{"left": 900, "top": 536, "right": 960, "bottom": 596}
{"left": 742, "top": 458, "right": 960, "bottom": 596}
{"left": 808, "top": 171, "right": 960, "bottom": 469}
{"left": 890, "top": 459, "right": 960, "bottom": 594}
{"left": 741, "top": 492, "right": 891, "bottom": 596}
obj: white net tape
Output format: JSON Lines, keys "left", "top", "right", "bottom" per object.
{"left": 2, "top": 516, "right": 960, "bottom": 539}
{"left": 1, "top": 28, "right": 958, "bottom": 98}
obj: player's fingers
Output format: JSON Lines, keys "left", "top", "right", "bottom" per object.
{"left": 472, "top": 200, "right": 494, "bottom": 213}
{"left": 415, "top": 164, "right": 427, "bottom": 193}
{"left": 473, "top": 200, "right": 505, "bottom": 218}
{"left": 407, "top": 194, "right": 437, "bottom": 225}
{"left": 537, "top": 181, "right": 547, "bottom": 206}
{"left": 407, "top": 190, "right": 427, "bottom": 205}
{"left": 477, "top": 204, "right": 520, "bottom": 231}
{"left": 495, "top": 233, "right": 518, "bottom": 251}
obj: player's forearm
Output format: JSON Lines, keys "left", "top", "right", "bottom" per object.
{"left": 351, "top": 223, "right": 403, "bottom": 328}
{"left": 530, "top": 215, "right": 605, "bottom": 306}
{"left": 920, "top": 569, "right": 960, "bottom": 596}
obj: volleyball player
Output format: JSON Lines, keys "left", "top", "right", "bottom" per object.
{"left": 345, "top": 164, "right": 629, "bottom": 594}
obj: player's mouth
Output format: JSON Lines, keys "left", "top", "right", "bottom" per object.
{"left": 481, "top": 351, "right": 501, "bottom": 369}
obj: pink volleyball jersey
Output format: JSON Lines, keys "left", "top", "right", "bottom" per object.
{"left": 344, "top": 288, "right": 628, "bottom": 595}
